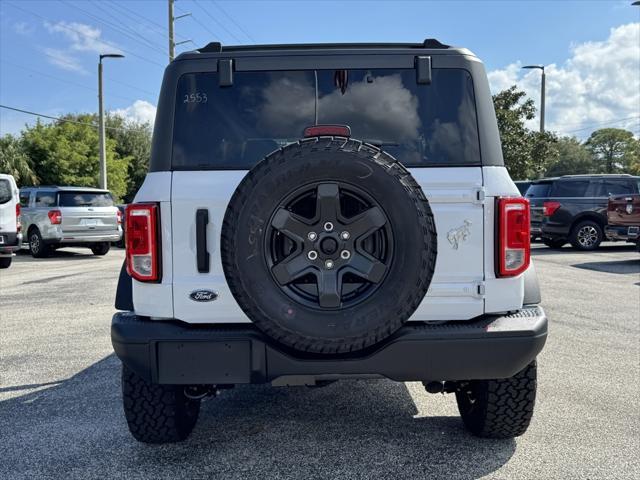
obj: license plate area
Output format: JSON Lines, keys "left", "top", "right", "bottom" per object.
{"left": 157, "top": 341, "right": 251, "bottom": 384}
{"left": 628, "top": 226, "right": 639, "bottom": 238}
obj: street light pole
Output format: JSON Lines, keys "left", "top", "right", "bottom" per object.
{"left": 523, "top": 65, "right": 546, "bottom": 133}
{"left": 98, "top": 53, "right": 124, "bottom": 190}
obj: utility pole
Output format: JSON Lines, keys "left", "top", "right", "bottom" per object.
{"left": 98, "top": 54, "right": 124, "bottom": 190}
{"left": 522, "top": 65, "right": 546, "bottom": 133}
{"left": 168, "top": 0, "right": 192, "bottom": 62}
{"left": 168, "top": 0, "right": 175, "bottom": 62}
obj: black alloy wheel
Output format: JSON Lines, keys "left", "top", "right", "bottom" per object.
{"left": 265, "top": 181, "right": 393, "bottom": 309}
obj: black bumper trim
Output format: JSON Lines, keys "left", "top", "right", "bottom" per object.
{"left": 111, "top": 307, "right": 547, "bottom": 384}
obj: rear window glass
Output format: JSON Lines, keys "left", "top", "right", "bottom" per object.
{"left": 550, "top": 180, "right": 589, "bottom": 198}
{"left": 172, "top": 68, "right": 480, "bottom": 169}
{"left": 35, "top": 191, "right": 56, "bottom": 207}
{"left": 19, "top": 191, "right": 30, "bottom": 207}
{"left": 599, "top": 181, "right": 636, "bottom": 196}
{"left": 525, "top": 183, "right": 551, "bottom": 198}
{"left": 58, "top": 192, "right": 114, "bottom": 207}
{"left": 0, "top": 179, "right": 11, "bottom": 204}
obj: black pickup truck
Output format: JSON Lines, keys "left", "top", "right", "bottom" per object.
{"left": 526, "top": 174, "right": 640, "bottom": 250}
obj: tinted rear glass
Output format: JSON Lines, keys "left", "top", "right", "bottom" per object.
{"left": 0, "top": 179, "right": 11, "bottom": 204}
{"left": 35, "top": 191, "right": 56, "bottom": 207}
{"left": 19, "top": 191, "right": 30, "bottom": 207}
{"left": 550, "top": 180, "right": 590, "bottom": 197}
{"left": 172, "top": 69, "right": 480, "bottom": 169}
{"left": 525, "top": 183, "right": 551, "bottom": 198}
{"left": 599, "top": 181, "right": 636, "bottom": 196}
{"left": 58, "top": 192, "right": 114, "bottom": 207}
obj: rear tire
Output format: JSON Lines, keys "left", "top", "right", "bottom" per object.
{"left": 0, "top": 257, "right": 12, "bottom": 269}
{"left": 29, "top": 229, "right": 50, "bottom": 258}
{"left": 543, "top": 238, "right": 566, "bottom": 249}
{"left": 569, "top": 220, "right": 603, "bottom": 251}
{"left": 91, "top": 242, "right": 110, "bottom": 256}
{"left": 455, "top": 361, "right": 537, "bottom": 439}
{"left": 121, "top": 365, "right": 200, "bottom": 443}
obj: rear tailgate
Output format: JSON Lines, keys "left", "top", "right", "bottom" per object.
{"left": 608, "top": 194, "right": 640, "bottom": 226}
{"left": 60, "top": 206, "right": 119, "bottom": 233}
{"left": 57, "top": 191, "right": 119, "bottom": 235}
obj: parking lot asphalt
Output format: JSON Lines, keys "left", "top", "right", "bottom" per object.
{"left": 1, "top": 244, "right": 638, "bottom": 480}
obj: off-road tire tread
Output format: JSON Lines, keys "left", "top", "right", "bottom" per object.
{"left": 221, "top": 137, "right": 437, "bottom": 354}
{"left": 121, "top": 365, "right": 200, "bottom": 443}
{"left": 456, "top": 361, "right": 537, "bottom": 439}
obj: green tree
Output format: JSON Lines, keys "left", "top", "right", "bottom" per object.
{"left": 0, "top": 134, "right": 38, "bottom": 185}
{"left": 545, "top": 136, "right": 594, "bottom": 177}
{"left": 586, "top": 128, "right": 639, "bottom": 174}
{"left": 493, "top": 86, "right": 557, "bottom": 179}
{"left": 20, "top": 115, "right": 129, "bottom": 201}
{"left": 106, "top": 115, "right": 152, "bottom": 203}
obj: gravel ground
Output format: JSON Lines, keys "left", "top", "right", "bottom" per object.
{"left": 0, "top": 243, "right": 638, "bottom": 479}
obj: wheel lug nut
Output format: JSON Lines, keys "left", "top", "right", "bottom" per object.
{"left": 340, "top": 250, "right": 351, "bottom": 260}
{"left": 323, "top": 222, "right": 334, "bottom": 232}
{"left": 308, "top": 232, "right": 317, "bottom": 241}
{"left": 308, "top": 250, "right": 318, "bottom": 260}
{"left": 340, "top": 231, "right": 350, "bottom": 240}
{"left": 325, "top": 259, "right": 334, "bottom": 269}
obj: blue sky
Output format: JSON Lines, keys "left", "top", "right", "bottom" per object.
{"left": 1, "top": 0, "right": 639, "bottom": 137}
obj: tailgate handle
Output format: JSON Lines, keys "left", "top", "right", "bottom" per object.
{"left": 196, "top": 209, "right": 210, "bottom": 273}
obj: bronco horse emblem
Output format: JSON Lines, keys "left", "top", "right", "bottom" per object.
{"left": 447, "top": 220, "right": 472, "bottom": 250}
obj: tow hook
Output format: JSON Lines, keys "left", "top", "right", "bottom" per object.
{"left": 184, "top": 385, "right": 218, "bottom": 400}
{"left": 423, "top": 381, "right": 461, "bottom": 394}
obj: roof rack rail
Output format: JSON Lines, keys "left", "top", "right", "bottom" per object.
{"left": 198, "top": 42, "right": 222, "bottom": 53}
{"left": 195, "top": 40, "right": 451, "bottom": 54}
{"left": 423, "top": 38, "right": 449, "bottom": 49}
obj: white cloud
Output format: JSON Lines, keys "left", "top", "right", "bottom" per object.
{"left": 44, "top": 21, "right": 122, "bottom": 55}
{"left": 488, "top": 23, "right": 640, "bottom": 138}
{"left": 43, "top": 48, "right": 88, "bottom": 74}
{"left": 14, "top": 22, "right": 33, "bottom": 36}
{"left": 112, "top": 100, "right": 157, "bottom": 125}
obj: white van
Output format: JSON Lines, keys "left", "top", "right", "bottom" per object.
{"left": 0, "top": 174, "right": 22, "bottom": 268}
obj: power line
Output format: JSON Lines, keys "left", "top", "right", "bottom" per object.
{"left": 562, "top": 115, "right": 640, "bottom": 134}
{"left": 0, "top": 105, "right": 146, "bottom": 132}
{"left": 210, "top": 0, "right": 256, "bottom": 43}
{"left": 192, "top": 0, "right": 244, "bottom": 43}
{"left": 184, "top": 7, "right": 222, "bottom": 43}
{"left": 60, "top": 0, "right": 167, "bottom": 58}
{"left": 90, "top": 0, "right": 169, "bottom": 54}
{"left": 4, "top": 1, "right": 166, "bottom": 69}
{"left": 1, "top": 59, "right": 140, "bottom": 103}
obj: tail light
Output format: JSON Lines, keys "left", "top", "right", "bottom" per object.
{"left": 543, "top": 201, "right": 561, "bottom": 217}
{"left": 304, "top": 124, "right": 351, "bottom": 137}
{"left": 496, "top": 197, "right": 530, "bottom": 277}
{"left": 125, "top": 203, "right": 160, "bottom": 282}
{"left": 16, "top": 204, "right": 21, "bottom": 232}
{"left": 116, "top": 208, "right": 123, "bottom": 225}
{"left": 48, "top": 210, "right": 62, "bottom": 225}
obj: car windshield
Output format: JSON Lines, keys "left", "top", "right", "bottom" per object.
{"left": 58, "top": 192, "right": 114, "bottom": 207}
{"left": 172, "top": 68, "right": 480, "bottom": 169}
{"left": 525, "top": 183, "right": 552, "bottom": 198}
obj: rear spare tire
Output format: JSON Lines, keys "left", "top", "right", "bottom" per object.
{"left": 221, "top": 137, "right": 437, "bottom": 354}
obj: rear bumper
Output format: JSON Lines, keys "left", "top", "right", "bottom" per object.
{"left": 56, "top": 232, "right": 122, "bottom": 243}
{"left": 111, "top": 306, "right": 548, "bottom": 385}
{"left": 605, "top": 225, "right": 639, "bottom": 242}
{"left": 0, "top": 232, "right": 22, "bottom": 255}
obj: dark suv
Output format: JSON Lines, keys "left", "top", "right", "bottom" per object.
{"left": 527, "top": 174, "right": 640, "bottom": 250}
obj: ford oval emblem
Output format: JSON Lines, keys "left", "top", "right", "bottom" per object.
{"left": 189, "top": 290, "right": 218, "bottom": 302}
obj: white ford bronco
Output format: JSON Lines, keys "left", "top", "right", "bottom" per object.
{"left": 112, "top": 40, "right": 547, "bottom": 443}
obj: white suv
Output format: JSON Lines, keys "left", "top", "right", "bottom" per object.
{"left": 112, "top": 40, "right": 547, "bottom": 443}
{"left": 0, "top": 174, "right": 21, "bottom": 268}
